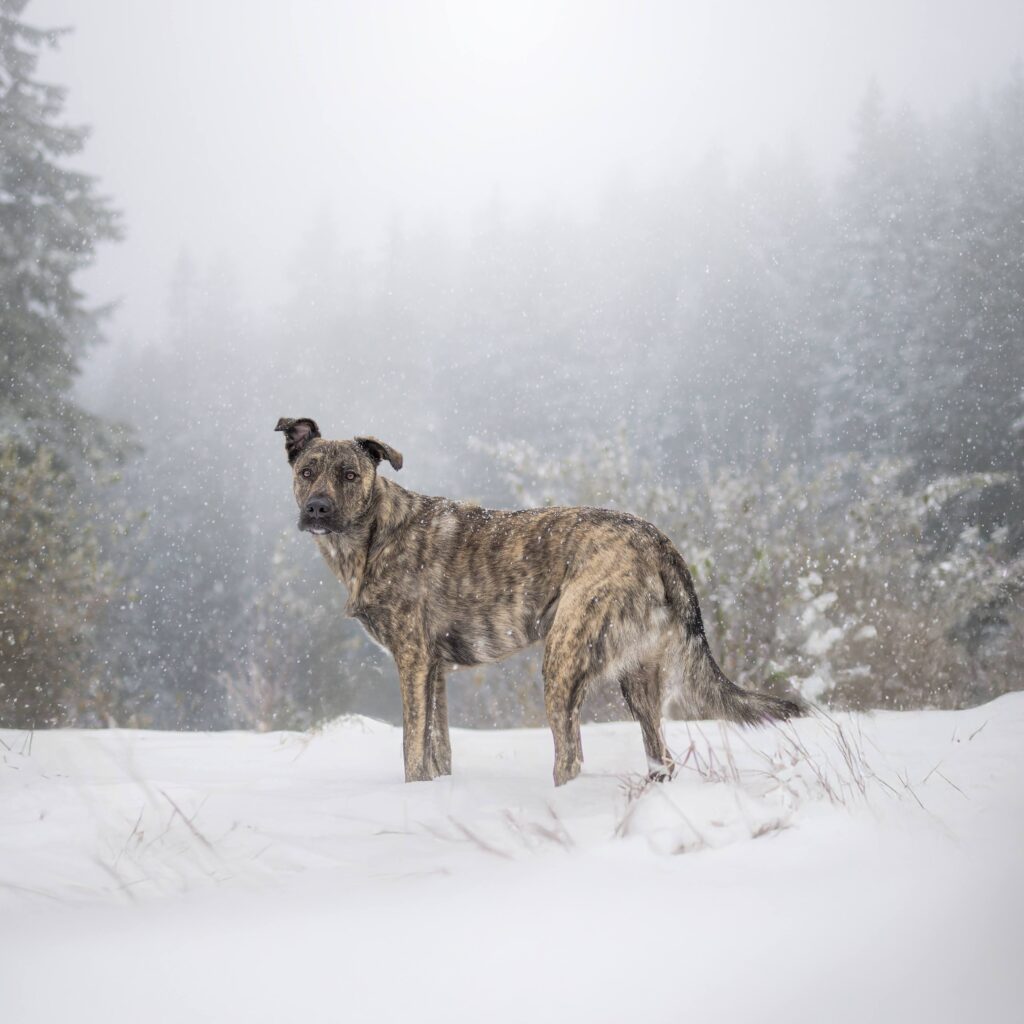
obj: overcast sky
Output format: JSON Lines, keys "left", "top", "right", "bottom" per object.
{"left": 31, "top": 0, "right": 1024, "bottom": 346}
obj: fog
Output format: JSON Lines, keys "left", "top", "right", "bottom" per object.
{"left": 34, "top": 0, "right": 1024, "bottom": 344}
{"left": 3, "top": 0, "right": 1023, "bottom": 731}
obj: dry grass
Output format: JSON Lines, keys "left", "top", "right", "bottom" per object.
{"left": 614, "top": 709, "right": 937, "bottom": 852}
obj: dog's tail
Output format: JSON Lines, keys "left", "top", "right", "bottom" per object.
{"left": 659, "top": 546, "right": 805, "bottom": 724}
{"left": 683, "top": 633, "right": 805, "bottom": 724}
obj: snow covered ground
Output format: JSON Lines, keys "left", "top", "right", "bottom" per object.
{"left": 2, "top": 695, "right": 1023, "bottom": 1024}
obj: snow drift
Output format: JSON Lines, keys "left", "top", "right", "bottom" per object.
{"left": 2, "top": 695, "right": 1023, "bottom": 1023}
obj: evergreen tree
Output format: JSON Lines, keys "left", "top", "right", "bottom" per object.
{"left": 0, "top": 0, "right": 119, "bottom": 439}
{"left": 910, "top": 69, "right": 1024, "bottom": 481}
{"left": 816, "top": 82, "right": 939, "bottom": 460}
{"left": 0, "top": 0, "right": 126, "bottom": 726}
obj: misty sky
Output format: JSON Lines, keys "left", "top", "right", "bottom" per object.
{"left": 31, "top": 0, "right": 1024, "bottom": 347}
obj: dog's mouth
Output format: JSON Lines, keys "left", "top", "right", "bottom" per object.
{"left": 299, "top": 519, "right": 340, "bottom": 536}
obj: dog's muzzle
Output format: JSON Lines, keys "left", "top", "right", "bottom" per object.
{"left": 300, "top": 494, "right": 336, "bottom": 535}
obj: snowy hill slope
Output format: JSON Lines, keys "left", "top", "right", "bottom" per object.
{"left": 2, "top": 696, "right": 1023, "bottom": 1023}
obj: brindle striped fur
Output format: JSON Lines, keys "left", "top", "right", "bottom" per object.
{"left": 276, "top": 417, "right": 802, "bottom": 786}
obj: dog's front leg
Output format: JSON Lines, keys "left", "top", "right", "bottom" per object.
{"left": 427, "top": 662, "right": 452, "bottom": 777}
{"left": 396, "top": 654, "right": 436, "bottom": 782}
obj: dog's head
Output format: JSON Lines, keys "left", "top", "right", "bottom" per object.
{"left": 275, "top": 417, "right": 403, "bottom": 536}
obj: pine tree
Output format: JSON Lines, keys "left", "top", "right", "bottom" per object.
{"left": 910, "top": 69, "right": 1024, "bottom": 480}
{"left": 0, "top": 1, "right": 127, "bottom": 726}
{"left": 817, "top": 82, "right": 939, "bottom": 460}
{"left": 0, "top": 1, "right": 119, "bottom": 436}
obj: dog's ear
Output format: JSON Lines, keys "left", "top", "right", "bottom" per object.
{"left": 275, "top": 417, "right": 321, "bottom": 464}
{"left": 354, "top": 436, "right": 403, "bottom": 471}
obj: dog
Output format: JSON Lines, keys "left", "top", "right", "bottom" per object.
{"left": 276, "top": 417, "right": 802, "bottom": 785}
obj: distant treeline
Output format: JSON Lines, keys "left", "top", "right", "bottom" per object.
{"left": 1, "top": 0, "right": 1021, "bottom": 729}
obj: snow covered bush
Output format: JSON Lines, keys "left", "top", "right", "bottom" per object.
{"left": 216, "top": 529, "right": 387, "bottom": 731}
{"left": 480, "top": 434, "right": 1022, "bottom": 713}
{"left": 0, "top": 444, "right": 117, "bottom": 725}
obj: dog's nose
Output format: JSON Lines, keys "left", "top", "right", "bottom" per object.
{"left": 304, "top": 495, "right": 333, "bottom": 519}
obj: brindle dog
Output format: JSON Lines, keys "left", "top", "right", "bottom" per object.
{"left": 276, "top": 417, "right": 802, "bottom": 785}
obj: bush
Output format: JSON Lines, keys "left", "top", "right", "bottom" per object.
{"left": 481, "top": 433, "right": 1022, "bottom": 713}
{"left": 0, "top": 443, "right": 117, "bottom": 725}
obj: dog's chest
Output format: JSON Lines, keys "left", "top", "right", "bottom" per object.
{"left": 353, "top": 606, "right": 389, "bottom": 651}
{"left": 316, "top": 535, "right": 364, "bottom": 589}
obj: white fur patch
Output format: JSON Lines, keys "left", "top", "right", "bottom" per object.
{"left": 592, "top": 605, "right": 671, "bottom": 686}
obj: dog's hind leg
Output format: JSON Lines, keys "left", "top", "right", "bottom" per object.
{"left": 620, "top": 664, "right": 674, "bottom": 781}
{"left": 427, "top": 662, "right": 452, "bottom": 777}
{"left": 543, "top": 665, "right": 586, "bottom": 787}
{"left": 542, "top": 620, "right": 590, "bottom": 787}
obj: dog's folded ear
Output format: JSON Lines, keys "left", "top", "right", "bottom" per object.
{"left": 275, "top": 417, "right": 321, "bottom": 464}
{"left": 354, "top": 436, "right": 403, "bottom": 470}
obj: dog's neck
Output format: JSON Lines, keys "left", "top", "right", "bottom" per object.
{"left": 367, "top": 476, "right": 428, "bottom": 546}
{"left": 314, "top": 476, "right": 429, "bottom": 611}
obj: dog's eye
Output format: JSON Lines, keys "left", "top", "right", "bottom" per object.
{"left": 301, "top": 468, "right": 313, "bottom": 479}
{"left": 345, "top": 471, "right": 358, "bottom": 482}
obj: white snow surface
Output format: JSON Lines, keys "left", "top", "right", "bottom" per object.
{"left": 2, "top": 695, "right": 1023, "bottom": 1023}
